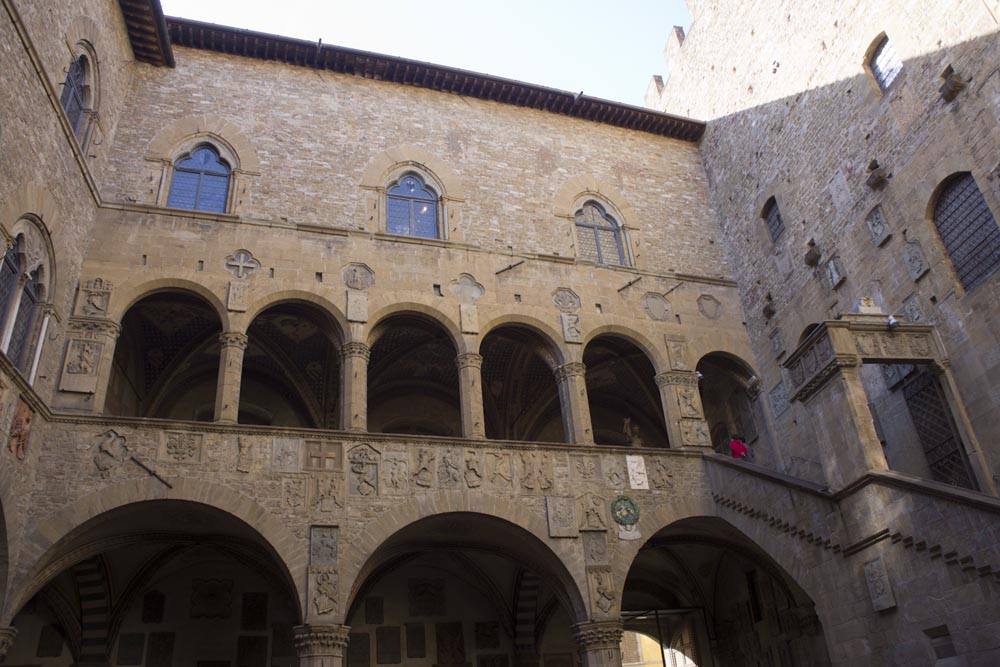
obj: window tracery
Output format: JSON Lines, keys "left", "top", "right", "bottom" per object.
{"left": 166, "top": 144, "right": 232, "bottom": 213}
{"left": 575, "top": 201, "right": 628, "bottom": 267}
{"left": 386, "top": 174, "right": 440, "bottom": 239}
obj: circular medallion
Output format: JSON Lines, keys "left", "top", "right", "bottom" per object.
{"left": 611, "top": 495, "right": 639, "bottom": 526}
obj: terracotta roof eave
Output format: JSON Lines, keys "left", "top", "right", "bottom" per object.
{"left": 163, "top": 16, "right": 705, "bottom": 141}
{"left": 119, "top": 0, "right": 174, "bottom": 67}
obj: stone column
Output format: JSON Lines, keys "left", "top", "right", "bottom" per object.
{"left": 293, "top": 624, "right": 350, "bottom": 667}
{"left": 0, "top": 626, "right": 17, "bottom": 659}
{"left": 554, "top": 362, "right": 594, "bottom": 445}
{"left": 214, "top": 332, "right": 248, "bottom": 423}
{"left": 340, "top": 342, "right": 370, "bottom": 432}
{"left": 573, "top": 620, "right": 623, "bottom": 667}
{"left": 456, "top": 353, "right": 486, "bottom": 438}
{"left": 655, "top": 371, "right": 712, "bottom": 450}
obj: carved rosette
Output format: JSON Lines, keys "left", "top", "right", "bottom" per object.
{"left": 572, "top": 620, "right": 623, "bottom": 651}
{"left": 0, "top": 626, "right": 17, "bottom": 658}
{"left": 654, "top": 371, "right": 698, "bottom": 388}
{"left": 340, "top": 342, "right": 371, "bottom": 362}
{"left": 218, "top": 332, "right": 249, "bottom": 350}
{"left": 553, "top": 362, "right": 586, "bottom": 383}
{"left": 455, "top": 353, "right": 483, "bottom": 370}
{"left": 293, "top": 624, "right": 351, "bottom": 657}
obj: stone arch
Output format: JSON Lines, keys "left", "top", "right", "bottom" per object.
{"left": 0, "top": 184, "right": 61, "bottom": 238}
{"left": 582, "top": 323, "right": 667, "bottom": 373}
{"left": 145, "top": 115, "right": 260, "bottom": 174}
{"left": 110, "top": 278, "right": 229, "bottom": 331}
{"left": 242, "top": 289, "right": 348, "bottom": 340}
{"left": 8, "top": 215, "right": 56, "bottom": 302}
{"left": 3, "top": 477, "right": 306, "bottom": 623}
{"left": 684, "top": 330, "right": 755, "bottom": 371}
{"left": 341, "top": 491, "right": 588, "bottom": 622}
{"left": 360, "top": 145, "right": 466, "bottom": 200}
{"left": 477, "top": 314, "right": 568, "bottom": 367}
{"left": 367, "top": 301, "right": 465, "bottom": 353}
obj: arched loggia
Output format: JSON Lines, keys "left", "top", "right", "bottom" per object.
{"left": 696, "top": 353, "right": 767, "bottom": 458}
{"left": 368, "top": 313, "right": 461, "bottom": 436}
{"left": 3, "top": 500, "right": 300, "bottom": 666}
{"left": 583, "top": 335, "right": 668, "bottom": 447}
{"left": 622, "top": 517, "right": 830, "bottom": 666}
{"left": 480, "top": 325, "right": 565, "bottom": 443}
{"left": 239, "top": 301, "right": 343, "bottom": 427}
{"left": 105, "top": 291, "right": 222, "bottom": 420}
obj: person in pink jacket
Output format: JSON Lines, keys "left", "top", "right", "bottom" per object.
{"left": 729, "top": 434, "right": 749, "bottom": 459}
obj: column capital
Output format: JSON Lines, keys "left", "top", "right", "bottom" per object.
{"left": 554, "top": 361, "right": 586, "bottom": 382}
{"left": 218, "top": 331, "right": 249, "bottom": 349}
{"left": 293, "top": 624, "right": 351, "bottom": 657}
{"left": 455, "top": 352, "right": 483, "bottom": 370}
{"left": 0, "top": 626, "right": 17, "bottom": 658}
{"left": 341, "top": 341, "right": 371, "bottom": 361}
{"left": 572, "top": 619, "right": 623, "bottom": 650}
{"left": 654, "top": 371, "right": 698, "bottom": 388}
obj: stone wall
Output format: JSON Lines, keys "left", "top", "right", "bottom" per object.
{"left": 649, "top": 0, "right": 1000, "bottom": 479}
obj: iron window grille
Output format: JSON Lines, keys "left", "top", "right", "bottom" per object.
{"left": 933, "top": 173, "right": 1000, "bottom": 291}
{"left": 386, "top": 174, "right": 440, "bottom": 239}
{"left": 763, "top": 198, "right": 785, "bottom": 242}
{"left": 166, "top": 145, "right": 232, "bottom": 213}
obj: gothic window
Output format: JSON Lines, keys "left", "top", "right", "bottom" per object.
{"left": 575, "top": 201, "right": 627, "bottom": 266}
{"left": 762, "top": 197, "right": 784, "bottom": 242}
{"left": 6, "top": 269, "right": 40, "bottom": 372}
{"left": 386, "top": 174, "right": 440, "bottom": 239}
{"left": 166, "top": 145, "right": 232, "bottom": 213}
{"left": 868, "top": 35, "right": 902, "bottom": 92}
{"left": 932, "top": 172, "right": 1000, "bottom": 291}
{"left": 60, "top": 55, "right": 90, "bottom": 138}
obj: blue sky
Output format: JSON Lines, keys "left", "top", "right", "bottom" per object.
{"left": 159, "top": 0, "right": 692, "bottom": 107}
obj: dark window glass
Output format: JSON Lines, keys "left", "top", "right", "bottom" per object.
{"left": 575, "top": 202, "right": 626, "bottom": 266}
{"left": 871, "top": 36, "right": 902, "bottom": 92}
{"left": 0, "top": 246, "right": 19, "bottom": 318}
{"left": 60, "top": 56, "right": 88, "bottom": 137}
{"left": 763, "top": 198, "right": 785, "bottom": 242}
{"left": 933, "top": 173, "right": 1000, "bottom": 291}
{"left": 386, "top": 175, "right": 439, "bottom": 239}
{"left": 166, "top": 146, "right": 231, "bottom": 213}
{"left": 7, "top": 269, "right": 39, "bottom": 372}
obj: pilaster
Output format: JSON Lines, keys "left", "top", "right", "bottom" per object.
{"left": 655, "top": 371, "right": 711, "bottom": 449}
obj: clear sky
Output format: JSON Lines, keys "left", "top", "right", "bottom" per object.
{"left": 159, "top": 0, "right": 691, "bottom": 107}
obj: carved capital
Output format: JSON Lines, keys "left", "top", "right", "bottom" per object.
{"left": 553, "top": 362, "right": 586, "bottom": 382}
{"left": 293, "top": 624, "right": 351, "bottom": 657}
{"left": 654, "top": 371, "right": 698, "bottom": 388}
{"left": 218, "top": 332, "right": 249, "bottom": 349}
{"left": 0, "top": 626, "right": 17, "bottom": 658}
{"left": 455, "top": 352, "right": 483, "bottom": 370}
{"left": 572, "top": 620, "right": 623, "bottom": 650}
{"left": 340, "top": 342, "right": 371, "bottom": 362}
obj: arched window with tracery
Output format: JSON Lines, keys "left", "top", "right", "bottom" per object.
{"left": 60, "top": 54, "right": 90, "bottom": 138}
{"left": 166, "top": 145, "right": 232, "bottom": 213}
{"left": 575, "top": 201, "right": 628, "bottom": 267}
{"left": 932, "top": 172, "right": 1000, "bottom": 291}
{"left": 0, "top": 227, "right": 51, "bottom": 377}
{"left": 386, "top": 174, "right": 440, "bottom": 239}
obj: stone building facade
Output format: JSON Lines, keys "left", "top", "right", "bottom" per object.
{"left": 0, "top": 0, "right": 997, "bottom": 666}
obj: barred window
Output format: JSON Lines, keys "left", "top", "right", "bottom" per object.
{"left": 386, "top": 174, "right": 439, "bottom": 239}
{"left": 60, "top": 55, "right": 89, "bottom": 137}
{"left": 869, "top": 35, "right": 902, "bottom": 92}
{"left": 7, "top": 269, "right": 40, "bottom": 372}
{"left": 166, "top": 145, "right": 231, "bottom": 213}
{"left": 575, "top": 202, "right": 627, "bottom": 266}
{"left": 933, "top": 172, "right": 1000, "bottom": 291}
{"left": 763, "top": 197, "right": 784, "bottom": 242}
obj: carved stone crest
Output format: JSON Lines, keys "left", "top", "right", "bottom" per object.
{"left": 552, "top": 288, "right": 581, "bottom": 313}
{"left": 272, "top": 438, "right": 301, "bottom": 472}
{"left": 236, "top": 437, "right": 253, "bottom": 473}
{"left": 577, "top": 492, "right": 608, "bottom": 531}
{"left": 903, "top": 239, "right": 929, "bottom": 281}
{"left": 677, "top": 387, "right": 702, "bottom": 418}
{"left": 449, "top": 273, "right": 485, "bottom": 302}
{"left": 224, "top": 249, "right": 261, "bottom": 279}
{"left": 160, "top": 431, "right": 202, "bottom": 463}
{"left": 438, "top": 448, "right": 462, "bottom": 488}
{"left": 866, "top": 207, "right": 891, "bottom": 246}
{"left": 561, "top": 312, "right": 583, "bottom": 344}
{"left": 902, "top": 293, "right": 924, "bottom": 323}
{"left": 864, "top": 556, "right": 896, "bottom": 611}
{"left": 572, "top": 455, "right": 602, "bottom": 485}
{"left": 310, "top": 526, "right": 339, "bottom": 565}
{"left": 310, "top": 566, "right": 338, "bottom": 616}
{"left": 825, "top": 256, "right": 846, "bottom": 289}
{"left": 412, "top": 448, "right": 435, "bottom": 488}
{"left": 665, "top": 337, "right": 689, "bottom": 370}
{"left": 59, "top": 339, "right": 102, "bottom": 393}
{"left": 284, "top": 478, "right": 306, "bottom": 508}
{"left": 309, "top": 476, "right": 344, "bottom": 512}
{"left": 641, "top": 292, "right": 672, "bottom": 321}
{"left": 680, "top": 419, "right": 711, "bottom": 447}
{"left": 227, "top": 280, "right": 249, "bottom": 312}
{"left": 7, "top": 400, "right": 33, "bottom": 461}
{"left": 342, "top": 263, "right": 375, "bottom": 290}
{"left": 769, "top": 329, "right": 785, "bottom": 359}
{"left": 519, "top": 451, "right": 553, "bottom": 493}
{"left": 649, "top": 459, "right": 674, "bottom": 489}
{"left": 92, "top": 429, "right": 128, "bottom": 475}
{"left": 465, "top": 449, "right": 484, "bottom": 488}
{"left": 545, "top": 496, "right": 578, "bottom": 538}
{"left": 697, "top": 294, "right": 722, "bottom": 320}
{"left": 587, "top": 566, "right": 616, "bottom": 615}
{"left": 582, "top": 533, "right": 608, "bottom": 565}
{"left": 348, "top": 444, "right": 380, "bottom": 496}
{"left": 77, "top": 277, "right": 113, "bottom": 316}
{"left": 383, "top": 454, "right": 410, "bottom": 494}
